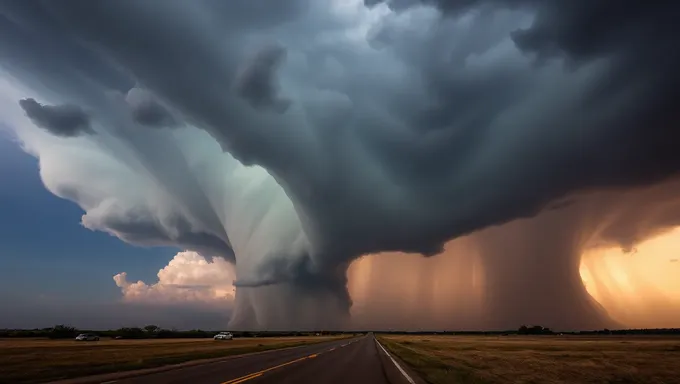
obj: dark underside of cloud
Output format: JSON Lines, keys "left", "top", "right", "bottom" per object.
{"left": 1, "top": 0, "right": 679, "bottom": 329}
{"left": 124, "top": 87, "right": 180, "bottom": 128}
{"left": 234, "top": 44, "right": 292, "bottom": 113}
{"left": 19, "top": 98, "right": 93, "bottom": 137}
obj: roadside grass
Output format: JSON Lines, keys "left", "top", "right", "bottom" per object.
{"left": 378, "top": 335, "right": 680, "bottom": 384}
{"left": 1, "top": 336, "right": 347, "bottom": 384}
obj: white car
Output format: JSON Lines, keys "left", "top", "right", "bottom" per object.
{"left": 214, "top": 332, "right": 233, "bottom": 340}
{"left": 75, "top": 333, "right": 99, "bottom": 341}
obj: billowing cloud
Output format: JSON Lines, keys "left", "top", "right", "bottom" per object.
{"left": 234, "top": 44, "right": 291, "bottom": 113}
{"left": 114, "top": 251, "right": 236, "bottom": 306}
{"left": 124, "top": 87, "right": 180, "bottom": 128}
{"left": 18, "top": 98, "right": 92, "bottom": 137}
{"left": 1, "top": 1, "right": 679, "bottom": 330}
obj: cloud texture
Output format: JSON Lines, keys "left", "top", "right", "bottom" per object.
{"left": 19, "top": 98, "right": 92, "bottom": 137}
{"left": 1, "top": 0, "right": 679, "bottom": 329}
{"left": 114, "top": 251, "right": 236, "bottom": 306}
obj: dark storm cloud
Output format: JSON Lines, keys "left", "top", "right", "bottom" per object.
{"left": 235, "top": 44, "right": 292, "bottom": 113}
{"left": 3, "top": 2, "right": 678, "bottom": 248}
{"left": 0, "top": 2, "right": 133, "bottom": 103}
{"left": 131, "top": 101, "right": 177, "bottom": 127}
{"left": 4, "top": 2, "right": 677, "bottom": 258}
{"left": 125, "top": 88, "right": 179, "bottom": 128}
{"left": 83, "top": 207, "right": 235, "bottom": 261}
{"left": 18, "top": 98, "right": 93, "bottom": 137}
{"left": 230, "top": 271, "right": 351, "bottom": 330}
{"left": 295, "top": 0, "right": 680, "bottom": 259}
{"left": 3, "top": 0, "right": 314, "bottom": 166}
{"left": 2, "top": 0, "right": 680, "bottom": 329}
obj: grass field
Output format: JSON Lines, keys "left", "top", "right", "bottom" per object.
{"left": 378, "top": 335, "right": 680, "bottom": 384}
{"left": 1, "top": 336, "right": 347, "bottom": 384}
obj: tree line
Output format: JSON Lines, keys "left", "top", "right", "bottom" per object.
{"left": 0, "top": 325, "right": 348, "bottom": 339}
{"left": 377, "top": 326, "right": 680, "bottom": 336}
{"left": 4, "top": 325, "right": 679, "bottom": 338}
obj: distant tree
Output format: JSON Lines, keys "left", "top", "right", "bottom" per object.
{"left": 518, "top": 325, "right": 553, "bottom": 335}
{"left": 144, "top": 325, "right": 160, "bottom": 334}
{"left": 50, "top": 324, "right": 78, "bottom": 339}
{"left": 116, "top": 327, "right": 145, "bottom": 339}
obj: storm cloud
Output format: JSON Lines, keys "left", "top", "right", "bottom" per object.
{"left": 234, "top": 44, "right": 292, "bottom": 113}
{"left": 124, "top": 88, "right": 180, "bottom": 128}
{"left": 19, "top": 98, "right": 92, "bottom": 137}
{"left": 1, "top": 0, "right": 679, "bottom": 329}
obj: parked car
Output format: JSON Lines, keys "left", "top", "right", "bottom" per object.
{"left": 75, "top": 333, "right": 99, "bottom": 341}
{"left": 214, "top": 332, "right": 233, "bottom": 340}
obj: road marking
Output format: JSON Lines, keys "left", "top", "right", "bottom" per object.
{"left": 329, "top": 347, "right": 336, "bottom": 351}
{"left": 221, "top": 353, "right": 319, "bottom": 384}
{"left": 229, "top": 373, "right": 262, "bottom": 384}
{"left": 222, "top": 372, "right": 263, "bottom": 384}
{"left": 100, "top": 381, "right": 118, "bottom": 384}
{"left": 374, "top": 338, "right": 416, "bottom": 384}
{"left": 220, "top": 338, "right": 357, "bottom": 383}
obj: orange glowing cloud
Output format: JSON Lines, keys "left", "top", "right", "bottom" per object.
{"left": 581, "top": 227, "right": 680, "bottom": 328}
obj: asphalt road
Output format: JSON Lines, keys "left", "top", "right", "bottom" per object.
{"left": 108, "top": 334, "right": 417, "bottom": 384}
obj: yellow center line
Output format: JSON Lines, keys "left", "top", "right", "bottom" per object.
{"left": 222, "top": 372, "right": 262, "bottom": 384}
{"left": 229, "top": 373, "right": 263, "bottom": 384}
{"left": 220, "top": 352, "right": 323, "bottom": 384}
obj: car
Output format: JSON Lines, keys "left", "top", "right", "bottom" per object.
{"left": 214, "top": 332, "right": 233, "bottom": 340}
{"left": 75, "top": 333, "right": 100, "bottom": 341}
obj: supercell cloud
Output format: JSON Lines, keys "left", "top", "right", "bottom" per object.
{"left": 124, "top": 87, "right": 180, "bottom": 128}
{"left": 18, "top": 98, "right": 93, "bottom": 137}
{"left": 235, "top": 44, "right": 292, "bottom": 113}
{"left": 1, "top": 0, "right": 679, "bottom": 329}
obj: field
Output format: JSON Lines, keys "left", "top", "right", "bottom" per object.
{"left": 379, "top": 334, "right": 680, "bottom": 384}
{"left": 1, "top": 336, "right": 346, "bottom": 384}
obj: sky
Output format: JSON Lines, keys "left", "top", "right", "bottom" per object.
{"left": 0, "top": 1, "right": 678, "bottom": 331}
{"left": 0, "top": 130, "right": 234, "bottom": 329}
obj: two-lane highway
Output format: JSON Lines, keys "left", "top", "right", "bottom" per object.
{"left": 109, "top": 334, "right": 416, "bottom": 384}
{"left": 228, "top": 334, "right": 388, "bottom": 384}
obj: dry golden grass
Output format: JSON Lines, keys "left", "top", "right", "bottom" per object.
{"left": 0, "top": 336, "right": 346, "bottom": 384}
{"left": 379, "top": 335, "right": 680, "bottom": 384}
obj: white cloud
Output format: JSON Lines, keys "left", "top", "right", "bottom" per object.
{"left": 113, "top": 251, "right": 236, "bottom": 307}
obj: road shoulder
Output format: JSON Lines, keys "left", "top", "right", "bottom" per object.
{"left": 374, "top": 336, "right": 427, "bottom": 384}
